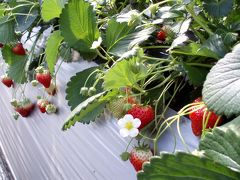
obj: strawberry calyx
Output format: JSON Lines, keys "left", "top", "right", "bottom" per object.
{"left": 46, "top": 103, "right": 57, "bottom": 114}
{"left": 35, "top": 66, "right": 44, "bottom": 73}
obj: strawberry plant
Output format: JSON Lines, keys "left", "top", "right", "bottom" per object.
{"left": 1, "top": 0, "right": 240, "bottom": 179}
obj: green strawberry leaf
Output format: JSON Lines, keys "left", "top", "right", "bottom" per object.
{"left": 106, "top": 19, "right": 155, "bottom": 57}
{"left": 14, "top": 5, "right": 39, "bottom": 32}
{"left": 66, "top": 67, "right": 103, "bottom": 111}
{"left": 203, "top": 44, "right": 240, "bottom": 118}
{"left": 2, "top": 45, "right": 27, "bottom": 83}
{"left": 103, "top": 57, "right": 147, "bottom": 91}
{"left": 8, "top": 58, "right": 27, "bottom": 83}
{"left": 41, "top": 0, "right": 67, "bottom": 22}
{"left": 171, "top": 42, "right": 219, "bottom": 59}
{"left": 202, "top": 0, "right": 234, "bottom": 18}
{"left": 0, "top": 16, "right": 17, "bottom": 43}
{"left": 202, "top": 34, "right": 228, "bottom": 58}
{"left": 45, "top": 30, "right": 64, "bottom": 74}
{"left": 59, "top": 0, "right": 99, "bottom": 60}
{"left": 62, "top": 92, "right": 107, "bottom": 130}
{"left": 220, "top": 115, "right": 240, "bottom": 137}
{"left": 137, "top": 152, "right": 240, "bottom": 180}
{"left": 199, "top": 128, "right": 240, "bottom": 171}
{"left": 183, "top": 63, "right": 210, "bottom": 86}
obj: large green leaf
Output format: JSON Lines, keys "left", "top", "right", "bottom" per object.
{"left": 202, "top": 0, "right": 234, "bottom": 18}
{"left": 14, "top": 5, "right": 39, "bottom": 32}
{"left": 8, "top": 58, "right": 27, "bottom": 83}
{"left": 203, "top": 44, "right": 240, "bottom": 118}
{"left": 59, "top": 0, "right": 99, "bottom": 60}
{"left": 202, "top": 34, "right": 227, "bottom": 58}
{"left": 45, "top": 30, "right": 64, "bottom": 74}
{"left": 138, "top": 152, "right": 240, "bottom": 180}
{"left": 66, "top": 67, "right": 103, "bottom": 110}
{"left": 62, "top": 92, "right": 107, "bottom": 130}
{"left": 106, "top": 19, "right": 155, "bottom": 57}
{"left": 2, "top": 45, "right": 27, "bottom": 83}
{"left": 200, "top": 128, "right": 240, "bottom": 171}
{"left": 183, "top": 63, "right": 210, "bottom": 86}
{"left": 41, "top": 0, "right": 67, "bottom": 22}
{"left": 103, "top": 58, "right": 147, "bottom": 90}
{"left": 0, "top": 16, "right": 17, "bottom": 43}
{"left": 171, "top": 42, "right": 219, "bottom": 59}
{"left": 220, "top": 116, "right": 240, "bottom": 137}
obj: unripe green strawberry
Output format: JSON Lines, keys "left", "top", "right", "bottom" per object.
{"left": 88, "top": 87, "right": 96, "bottom": 96}
{"left": 107, "top": 98, "right": 126, "bottom": 119}
{"left": 107, "top": 97, "right": 137, "bottom": 119}
{"left": 80, "top": 87, "right": 88, "bottom": 96}
{"left": 46, "top": 104, "right": 57, "bottom": 114}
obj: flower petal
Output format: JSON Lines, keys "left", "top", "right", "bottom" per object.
{"left": 133, "top": 118, "right": 141, "bottom": 128}
{"left": 124, "top": 114, "right": 134, "bottom": 121}
{"left": 129, "top": 128, "right": 139, "bottom": 137}
{"left": 118, "top": 118, "right": 128, "bottom": 128}
{"left": 119, "top": 128, "right": 129, "bottom": 137}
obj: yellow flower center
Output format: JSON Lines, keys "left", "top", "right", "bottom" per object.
{"left": 125, "top": 122, "right": 134, "bottom": 130}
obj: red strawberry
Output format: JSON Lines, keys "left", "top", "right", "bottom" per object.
{"left": 36, "top": 70, "right": 52, "bottom": 88}
{"left": 127, "top": 105, "right": 154, "bottom": 129}
{"left": 12, "top": 43, "right": 26, "bottom": 55}
{"left": 0, "top": 43, "right": 3, "bottom": 48}
{"left": 129, "top": 146, "right": 153, "bottom": 171}
{"left": 37, "top": 99, "right": 49, "bottom": 113}
{"left": 156, "top": 30, "right": 166, "bottom": 41}
{"left": 15, "top": 100, "right": 34, "bottom": 117}
{"left": 1, "top": 75, "right": 13, "bottom": 88}
{"left": 189, "top": 97, "right": 223, "bottom": 136}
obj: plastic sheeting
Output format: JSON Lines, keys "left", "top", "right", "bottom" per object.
{"left": 0, "top": 59, "right": 199, "bottom": 180}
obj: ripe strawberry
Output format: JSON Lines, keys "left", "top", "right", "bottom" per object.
{"left": 0, "top": 43, "right": 3, "bottom": 48}
{"left": 37, "top": 99, "right": 49, "bottom": 113}
{"left": 12, "top": 43, "right": 26, "bottom": 55}
{"left": 14, "top": 99, "right": 35, "bottom": 117}
{"left": 189, "top": 97, "right": 223, "bottom": 136}
{"left": 156, "top": 30, "right": 166, "bottom": 41}
{"left": 35, "top": 67, "right": 52, "bottom": 88}
{"left": 129, "top": 146, "right": 153, "bottom": 171}
{"left": 1, "top": 75, "right": 13, "bottom": 88}
{"left": 107, "top": 96, "right": 138, "bottom": 119}
{"left": 127, "top": 105, "right": 154, "bottom": 129}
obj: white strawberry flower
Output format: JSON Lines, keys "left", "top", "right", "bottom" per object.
{"left": 118, "top": 114, "right": 141, "bottom": 138}
{"left": 90, "top": 37, "right": 102, "bottom": 49}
